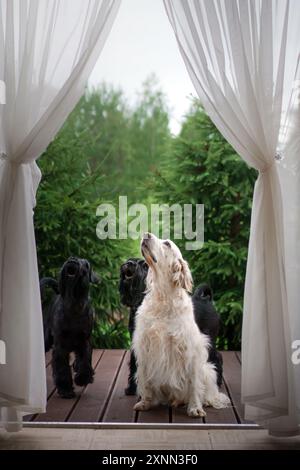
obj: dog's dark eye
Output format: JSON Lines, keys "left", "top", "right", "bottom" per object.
{"left": 164, "top": 241, "right": 171, "bottom": 248}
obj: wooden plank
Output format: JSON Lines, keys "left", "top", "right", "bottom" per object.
{"left": 204, "top": 382, "right": 238, "bottom": 424}
{"left": 25, "top": 350, "right": 247, "bottom": 426}
{"left": 5, "top": 427, "right": 300, "bottom": 450}
{"left": 171, "top": 404, "right": 204, "bottom": 424}
{"left": 137, "top": 405, "right": 170, "bottom": 423}
{"left": 33, "top": 350, "right": 102, "bottom": 422}
{"left": 102, "top": 351, "right": 137, "bottom": 423}
{"left": 68, "top": 349, "right": 124, "bottom": 422}
{"left": 222, "top": 351, "right": 250, "bottom": 424}
{"left": 173, "top": 353, "right": 239, "bottom": 424}
{"left": 207, "top": 429, "right": 300, "bottom": 450}
{"left": 45, "top": 351, "right": 52, "bottom": 367}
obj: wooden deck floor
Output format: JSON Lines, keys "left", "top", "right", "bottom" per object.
{"left": 24, "top": 350, "right": 248, "bottom": 425}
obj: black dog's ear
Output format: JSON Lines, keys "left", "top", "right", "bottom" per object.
{"left": 90, "top": 269, "right": 100, "bottom": 284}
{"left": 40, "top": 277, "right": 59, "bottom": 296}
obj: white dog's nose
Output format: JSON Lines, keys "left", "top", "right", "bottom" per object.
{"left": 143, "top": 232, "right": 152, "bottom": 239}
{"left": 142, "top": 233, "right": 151, "bottom": 248}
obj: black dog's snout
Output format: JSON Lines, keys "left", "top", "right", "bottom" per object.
{"left": 122, "top": 261, "right": 136, "bottom": 278}
{"left": 66, "top": 260, "right": 79, "bottom": 276}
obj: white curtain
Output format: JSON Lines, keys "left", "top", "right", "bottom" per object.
{"left": 164, "top": 0, "right": 300, "bottom": 436}
{"left": 0, "top": 0, "right": 120, "bottom": 431}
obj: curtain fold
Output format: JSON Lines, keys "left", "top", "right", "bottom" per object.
{"left": 164, "top": 0, "right": 300, "bottom": 435}
{"left": 0, "top": 0, "right": 120, "bottom": 431}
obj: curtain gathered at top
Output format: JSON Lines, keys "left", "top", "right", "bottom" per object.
{"left": 0, "top": 0, "right": 121, "bottom": 431}
{"left": 164, "top": 0, "right": 300, "bottom": 436}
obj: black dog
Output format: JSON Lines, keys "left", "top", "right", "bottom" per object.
{"left": 119, "top": 258, "right": 149, "bottom": 395}
{"left": 41, "top": 257, "right": 99, "bottom": 398}
{"left": 119, "top": 259, "right": 223, "bottom": 394}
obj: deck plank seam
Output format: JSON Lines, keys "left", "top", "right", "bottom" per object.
{"left": 222, "top": 377, "right": 241, "bottom": 424}
{"left": 98, "top": 350, "right": 128, "bottom": 422}
{"left": 168, "top": 406, "right": 172, "bottom": 423}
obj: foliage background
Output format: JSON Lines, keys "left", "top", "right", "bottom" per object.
{"left": 35, "top": 79, "right": 256, "bottom": 350}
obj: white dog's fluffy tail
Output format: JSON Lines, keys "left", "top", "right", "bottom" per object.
{"left": 202, "top": 361, "right": 231, "bottom": 409}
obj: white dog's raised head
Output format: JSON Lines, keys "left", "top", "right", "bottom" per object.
{"left": 141, "top": 232, "right": 193, "bottom": 293}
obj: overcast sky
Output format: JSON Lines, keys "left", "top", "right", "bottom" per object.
{"left": 88, "top": 0, "right": 196, "bottom": 134}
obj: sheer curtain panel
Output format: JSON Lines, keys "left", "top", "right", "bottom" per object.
{"left": 0, "top": 0, "right": 120, "bottom": 431}
{"left": 164, "top": 0, "right": 300, "bottom": 435}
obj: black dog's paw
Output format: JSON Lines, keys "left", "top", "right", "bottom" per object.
{"left": 57, "top": 388, "right": 76, "bottom": 399}
{"left": 125, "top": 384, "right": 137, "bottom": 396}
{"left": 74, "top": 370, "right": 94, "bottom": 387}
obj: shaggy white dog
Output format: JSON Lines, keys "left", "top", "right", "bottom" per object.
{"left": 132, "top": 233, "right": 230, "bottom": 417}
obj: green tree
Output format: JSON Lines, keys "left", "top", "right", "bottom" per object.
{"left": 126, "top": 75, "right": 171, "bottom": 198}
{"left": 34, "top": 78, "right": 171, "bottom": 348}
{"left": 71, "top": 84, "right": 131, "bottom": 196}
{"left": 71, "top": 77, "right": 171, "bottom": 200}
{"left": 151, "top": 101, "right": 257, "bottom": 349}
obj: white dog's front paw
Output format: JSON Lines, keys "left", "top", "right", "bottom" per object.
{"left": 133, "top": 400, "right": 152, "bottom": 411}
{"left": 187, "top": 406, "right": 206, "bottom": 417}
{"left": 209, "top": 393, "right": 231, "bottom": 409}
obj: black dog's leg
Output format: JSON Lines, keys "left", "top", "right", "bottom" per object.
{"left": 125, "top": 350, "right": 137, "bottom": 395}
{"left": 74, "top": 341, "right": 94, "bottom": 387}
{"left": 215, "top": 351, "right": 223, "bottom": 388}
{"left": 125, "top": 320, "right": 137, "bottom": 395}
{"left": 208, "top": 346, "right": 223, "bottom": 388}
{"left": 52, "top": 347, "right": 75, "bottom": 398}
